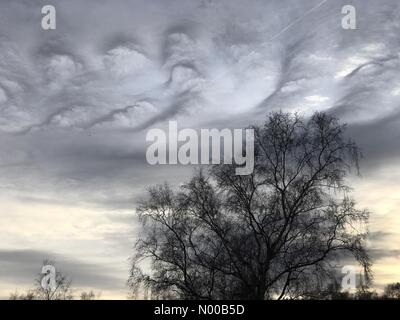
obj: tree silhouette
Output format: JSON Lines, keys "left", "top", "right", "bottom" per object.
{"left": 383, "top": 282, "right": 400, "bottom": 299}
{"left": 34, "top": 259, "right": 73, "bottom": 300}
{"left": 129, "top": 111, "right": 371, "bottom": 299}
{"left": 8, "top": 259, "right": 101, "bottom": 300}
{"left": 9, "top": 259, "right": 72, "bottom": 300}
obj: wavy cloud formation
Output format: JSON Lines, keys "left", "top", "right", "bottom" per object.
{"left": 1, "top": 0, "right": 400, "bottom": 297}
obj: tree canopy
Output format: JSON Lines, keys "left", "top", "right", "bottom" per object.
{"left": 129, "top": 111, "right": 371, "bottom": 299}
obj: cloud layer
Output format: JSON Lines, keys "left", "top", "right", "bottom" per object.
{"left": 1, "top": 0, "right": 400, "bottom": 297}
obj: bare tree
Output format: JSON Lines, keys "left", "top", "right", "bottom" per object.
{"left": 9, "top": 259, "right": 73, "bottom": 300}
{"left": 129, "top": 111, "right": 371, "bottom": 299}
{"left": 80, "top": 290, "right": 100, "bottom": 300}
{"left": 383, "top": 282, "right": 400, "bottom": 299}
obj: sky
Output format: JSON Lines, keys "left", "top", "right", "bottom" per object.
{"left": 0, "top": 0, "right": 400, "bottom": 299}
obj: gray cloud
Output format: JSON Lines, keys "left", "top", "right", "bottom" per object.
{"left": 0, "top": 249, "right": 126, "bottom": 295}
{"left": 1, "top": 0, "right": 400, "bottom": 297}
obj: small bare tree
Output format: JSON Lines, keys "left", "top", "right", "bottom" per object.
{"left": 80, "top": 290, "right": 100, "bottom": 300}
{"left": 9, "top": 259, "right": 73, "bottom": 300}
{"left": 34, "top": 259, "right": 73, "bottom": 300}
{"left": 9, "top": 290, "right": 36, "bottom": 300}
{"left": 383, "top": 282, "right": 400, "bottom": 299}
{"left": 129, "top": 111, "right": 371, "bottom": 299}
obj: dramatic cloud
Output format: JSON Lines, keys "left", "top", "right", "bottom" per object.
{"left": 1, "top": 0, "right": 400, "bottom": 297}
